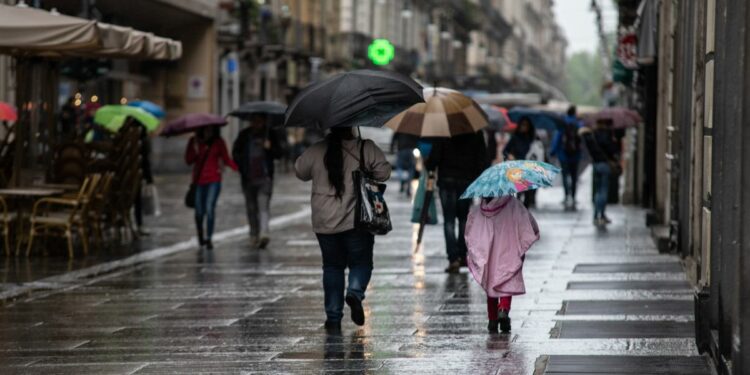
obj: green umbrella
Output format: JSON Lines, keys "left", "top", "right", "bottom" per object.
{"left": 94, "top": 105, "right": 160, "bottom": 132}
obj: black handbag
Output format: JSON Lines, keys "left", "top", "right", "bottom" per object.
{"left": 352, "top": 140, "right": 392, "bottom": 235}
{"left": 185, "top": 142, "right": 212, "bottom": 209}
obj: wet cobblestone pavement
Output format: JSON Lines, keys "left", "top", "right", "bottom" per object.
{"left": 0, "top": 171, "right": 300, "bottom": 299}
{"left": 0, "top": 169, "right": 711, "bottom": 374}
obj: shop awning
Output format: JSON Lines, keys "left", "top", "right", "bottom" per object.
{"left": 0, "top": 5, "right": 181, "bottom": 60}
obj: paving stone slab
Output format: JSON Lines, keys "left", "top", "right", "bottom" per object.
{"left": 561, "top": 300, "right": 693, "bottom": 315}
{"left": 574, "top": 262, "right": 684, "bottom": 273}
{"left": 543, "top": 355, "right": 710, "bottom": 374}
{"left": 555, "top": 321, "right": 695, "bottom": 338}
{"left": 566, "top": 280, "right": 691, "bottom": 290}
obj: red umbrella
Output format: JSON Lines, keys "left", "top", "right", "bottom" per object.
{"left": 160, "top": 113, "right": 227, "bottom": 137}
{"left": 584, "top": 107, "right": 642, "bottom": 129}
{"left": 0, "top": 101, "right": 17, "bottom": 122}
{"left": 494, "top": 106, "right": 517, "bottom": 132}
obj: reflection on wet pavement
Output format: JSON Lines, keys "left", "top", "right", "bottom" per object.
{"left": 0, "top": 171, "right": 710, "bottom": 374}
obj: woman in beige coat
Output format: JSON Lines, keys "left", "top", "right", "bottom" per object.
{"left": 295, "top": 127, "right": 390, "bottom": 332}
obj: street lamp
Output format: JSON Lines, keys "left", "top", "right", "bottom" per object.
{"left": 401, "top": 3, "right": 413, "bottom": 50}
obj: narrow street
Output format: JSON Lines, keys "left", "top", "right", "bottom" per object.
{"left": 0, "top": 170, "right": 710, "bottom": 374}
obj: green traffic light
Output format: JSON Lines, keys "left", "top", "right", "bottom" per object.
{"left": 368, "top": 39, "right": 395, "bottom": 66}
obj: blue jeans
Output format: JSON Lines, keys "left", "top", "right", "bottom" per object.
{"left": 439, "top": 186, "right": 471, "bottom": 262}
{"left": 316, "top": 229, "right": 374, "bottom": 323}
{"left": 195, "top": 182, "right": 221, "bottom": 240}
{"left": 593, "top": 162, "right": 610, "bottom": 219}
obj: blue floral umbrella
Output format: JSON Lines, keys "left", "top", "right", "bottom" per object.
{"left": 460, "top": 160, "right": 560, "bottom": 199}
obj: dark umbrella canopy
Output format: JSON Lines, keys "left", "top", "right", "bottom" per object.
{"left": 284, "top": 69, "right": 424, "bottom": 130}
{"left": 160, "top": 113, "right": 227, "bottom": 137}
{"left": 507, "top": 107, "right": 566, "bottom": 133}
{"left": 229, "top": 101, "right": 286, "bottom": 118}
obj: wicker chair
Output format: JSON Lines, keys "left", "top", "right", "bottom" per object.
{"left": 0, "top": 196, "right": 15, "bottom": 256}
{"left": 49, "top": 142, "right": 90, "bottom": 186}
{"left": 26, "top": 174, "right": 101, "bottom": 258}
{"left": 87, "top": 172, "right": 114, "bottom": 246}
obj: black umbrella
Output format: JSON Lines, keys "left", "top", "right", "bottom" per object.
{"left": 229, "top": 101, "right": 286, "bottom": 118}
{"left": 229, "top": 101, "right": 286, "bottom": 128}
{"left": 284, "top": 70, "right": 424, "bottom": 129}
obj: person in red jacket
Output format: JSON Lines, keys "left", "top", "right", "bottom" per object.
{"left": 185, "top": 127, "right": 238, "bottom": 249}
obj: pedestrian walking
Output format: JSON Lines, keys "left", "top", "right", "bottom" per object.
{"left": 232, "top": 114, "right": 283, "bottom": 249}
{"left": 550, "top": 105, "right": 583, "bottom": 210}
{"left": 426, "top": 131, "right": 489, "bottom": 273}
{"left": 465, "top": 196, "right": 539, "bottom": 333}
{"left": 390, "top": 132, "right": 418, "bottom": 197}
{"left": 580, "top": 119, "right": 620, "bottom": 226}
{"left": 294, "top": 128, "right": 391, "bottom": 332}
{"left": 460, "top": 160, "right": 556, "bottom": 334}
{"left": 185, "top": 127, "right": 238, "bottom": 250}
{"left": 503, "top": 117, "right": 543, "bottom": 208}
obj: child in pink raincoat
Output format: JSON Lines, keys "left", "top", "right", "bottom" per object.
{"left": 465, "top": 195, "right": 539, "bottom": 333}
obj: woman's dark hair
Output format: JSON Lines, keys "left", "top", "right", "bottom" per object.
{"left": 324, "top": 127, "right": 354, "bottom": 199}
{"left": 567, "top": 105, "right": 577, "bottom": 117}
{"left": 517, "top": 116, "right": 536, "bottom": 140}
{"left": 198, "top": 127, "right": 220, "bottom": 144}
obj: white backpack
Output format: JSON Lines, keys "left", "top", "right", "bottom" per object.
{"left": 526, "top": 139, "right": 545, "bottom": 161}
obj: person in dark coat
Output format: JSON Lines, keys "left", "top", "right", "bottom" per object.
{"left": 426, "top": 131, "right": 489, "bottom": 273}
{"left": 232, "top": 114, "right": 284, "bottom": 249}
{"left": 483, "top": 128, "right": 499, "bottom": 163}
{"left": 550, "top": 106, "right": 583, "bottom": 209}
{"left": 390, "top": 132, "right": 419, "bottom": 196}
{"left": 580, "top": 119, "right": 620, "bottom": 226}
{"left": 503, "top": 117, "right": 539, "bottom": 208}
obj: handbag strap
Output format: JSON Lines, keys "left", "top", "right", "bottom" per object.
{"left": 358, "top": 139, "right": 367, "bottom": 172}
{"left": 192, "top": 141, "right": 213, "bottom": 182}
{"left": 341, "top": 139, "right": 368, "bottom": 173}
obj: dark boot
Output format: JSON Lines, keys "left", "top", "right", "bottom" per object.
{"left": 488, "top": 319, "right": 499, "bottom": 333}
{"left": 324, "top": 320, "right": 341, "bottom": 334}
{"left": 345, "top": 294, "right": 365, "bottom": 326}
{"left": 499, "top": 309, "right": 511, "bottom": 333}
{"left": 444, "top": 260, "right": 461, "bottom": 273}
{"left": 196, "top": 226, "right": 205, "bottom": 247}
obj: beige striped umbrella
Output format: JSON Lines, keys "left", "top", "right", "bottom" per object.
{"left": 385, "top": 89, "right": 488, "bottom": 137}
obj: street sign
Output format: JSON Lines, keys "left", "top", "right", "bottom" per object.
{"left": 368, "top": 39, "right": 395, "bottom": 66}
{"left": 226, "top": 57, "right": 237, "bottom": 74}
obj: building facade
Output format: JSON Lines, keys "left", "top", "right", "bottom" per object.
{"left": 623, "top": 0, "right": 750, "bottom": 373}
{"left": 222, "top": 0, "right": 567, "bottom": 103}
{"left": 0, "top": 0, "right": 566, "bottom": 173}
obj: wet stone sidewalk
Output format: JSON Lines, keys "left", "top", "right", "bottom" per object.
{"left": 0, "top": 170, "right": 306, "bottom": 299}
{"left": 0, "top": 172, "right": 711, "bottom": 374}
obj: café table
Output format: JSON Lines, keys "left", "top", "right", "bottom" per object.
{"left": 35, "top": 183, "right": 80, "bottom": 192}
{"left": 0, "top": 188, "right": 64, "bottom": 255}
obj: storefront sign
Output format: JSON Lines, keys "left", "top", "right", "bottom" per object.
{"left": 187, "top": 75, "right": 206, "bottom": 99}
